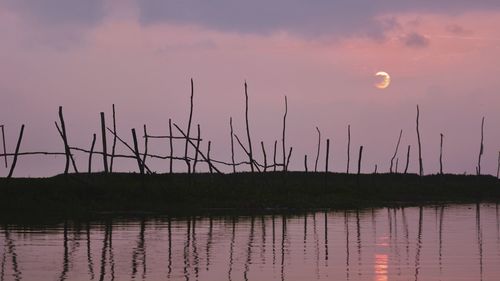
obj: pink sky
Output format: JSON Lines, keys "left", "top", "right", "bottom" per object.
{"left": 1, "top": 1, "right": 500, "bottom": 176}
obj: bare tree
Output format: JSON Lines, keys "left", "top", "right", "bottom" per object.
{"left": 439, "top": 133, "right": 444, "bottom": 175}
{"left": 244, "top": 81, "right": 255, "bottom": 172}
{"left": 416, "top": 105, "right": 424, "bottom": 176}
{"left": 315, "top": 127, "right": 321, "bottom": 172}
{"left": 390, "top": 130, "right": 403, "bottom": 173}
{"left": 477, "top": 117, "right": 485, "bottom": 175}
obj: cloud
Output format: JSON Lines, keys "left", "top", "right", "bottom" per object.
{"left": 1, "top": 0, "right": 105, "bottom": 26}
{"left": 446, "top": 24, "right": 473, "bottom": 35}
{"left": 135, "top": 0, "right": 500, "bottom": 39}
{"left": 401, "top": 32, "right": 430, "bottom": 48}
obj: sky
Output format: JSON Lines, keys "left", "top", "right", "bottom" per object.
{"left": 1, "top": 0, "right": 500, "bottom": 177}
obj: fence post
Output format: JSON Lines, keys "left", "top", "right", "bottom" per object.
{"left": 88, "top": 134, "right": 97, "bottom": 173}
{"left": 100, "top": 112, "right": 109, "bottom": 173}
{"left": 131, "top": 128, "right": 144, "bottom": 175}
{"left": 1, "top": 125, "right": 7, "bottom": 168}
{"left": 7, "top": 125, "right": 25, "bottom": 179}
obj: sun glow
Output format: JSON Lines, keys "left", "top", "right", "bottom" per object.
{"left": 375, "top": 71, "right": 391, "bottom": 89}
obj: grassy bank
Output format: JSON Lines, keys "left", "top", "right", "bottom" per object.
{"left": 0, "top": 172, "right": 499, "bottom": 215}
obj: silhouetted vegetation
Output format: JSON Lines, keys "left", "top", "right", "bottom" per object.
{"left": 0, "top": 172, "right": 499, "bottom": 216}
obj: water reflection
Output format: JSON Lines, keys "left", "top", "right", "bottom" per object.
{"left": 0, "top": 204, "right": 499, "bottom": 280}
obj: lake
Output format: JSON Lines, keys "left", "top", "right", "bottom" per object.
{"left": 1, "top": 204, "right": 499, "bottom": 280}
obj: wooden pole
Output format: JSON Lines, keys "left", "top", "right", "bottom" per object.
{"left": 244, "top": 81, "right": 255, "bottom": 172}
{"left": 282, "top": 96, "right": 288, "bottom": 172}
{"left": 131, "top": 128, "right": 144, "bottom": 175}
{"left": 374, "top": 164, "right": 378, "bottom": 174}
{"left": 100, "top": 112, "right": 109, "bottom": 173}
{"left": 230, "top": 117, "right": 236, "bottom": 173}
{"left": 142, "top": 124, "right": 149, "bottom": 169}
{"left": 497, "top": 151, "right": 500, "bottom": 179}
{"left": 390, "top": 129, "right": 403, "bottom": 173}
{"left": 105, "top": 127, "right": 152, "bottom": 174}
{"left": 173, "top": 123, "right": 222, "bottom": 174}
{"left": 184, "top": 78, "right": 194, "bottom": 174}
{"left": 233, "top": 133, "right": 261, "bottom": 172}
{"left": 346, "top": 125, "right": 350, "bottom": 174}
{"left": 404, "top": 145, "right": 410, "bottom": 174}
{"left": 395, "top": 158, "right": 399, "bottom": 173}
{"left": 207, "top": 141, "right": 213, "bottom": 174}
{"left": 286, "top": 147, "right": 293, "bottom": 171}
{"left": 273, "top": 140, "right": 277, "bottom": 172}
{"left": 304, "top": 155, "right": 308, "bottom": 172}
{"left": 58, "top": 106, "right": 70, "bottom": 174}
{"left": 477, "top": 117, "right": 485, "bottom": 175}
{"left": 55, "top": 122, "right": 78, "bottom": 174}
{"left": 1, "top": 125, "right": 7, "bottom": 168}
{"left": 193, "top": 124, "right": 201, "bottom": 173}
{"left": 439, "top": 133, "right": 444, "bottom": 175}
{"left": 88, "top": 134, "right": 97, "bottom": 173}
{"left": 7, "top": 124, "right": 24, "bottom": 179}
{"left": 315, "top": 127, "right": 321, "bottom": 172}
{"left": 110, "top": 104, "right": 117, "bottom": 173}
{"left": 261, "top": 141, "right": 267, "bottom": 172}
{"left": 416, "top": 105, "right": 423, "bottom": 176}
{"left": 169, "top": 118, "right": 173, "bottom": 174}
{"left": 325, "top": 138, "right": 330, "bottom": 173}
{"left": 357, "top": 146, "right": 364, "bottom": 175}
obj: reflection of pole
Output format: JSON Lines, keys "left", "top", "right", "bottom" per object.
{"left": 344, "top": 212, "right": 350, "bottom": 281}
{"left": 438, "top": 207, "right": 444, "bottom": 277}
{"left": 86, "top": 223, "right": 95, "bottom": 280}
{"left": 414, "top": 207, "right": 423, "bottom": 281}
{"left": 476, "top": 204, "right": 483, "bottom": 281}
{"left": 324, "top": 212, "right": 329, "bottom": 263}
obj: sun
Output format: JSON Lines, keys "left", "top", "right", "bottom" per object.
{"left": 375, "top": 71, "right": 391, "bottom": 89}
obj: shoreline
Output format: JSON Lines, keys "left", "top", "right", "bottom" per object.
{"left": 1, "top": 172, "right": 499, "bottom": 217}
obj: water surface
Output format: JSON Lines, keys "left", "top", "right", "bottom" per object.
{"left": 1, "top": 204, "right": 499, "bottom": 280}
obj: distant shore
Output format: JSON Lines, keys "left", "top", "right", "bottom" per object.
{"left": 0, "top": 172, "right": 499, "bottom": 216}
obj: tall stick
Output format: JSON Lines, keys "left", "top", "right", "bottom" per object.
{"left": 439, "top": 133, "right": 444, "bottom": 175}
{"left": 169, "top": 118, "right": 173, "bottom": 174}
{"left": 286, "top": 147, "right": 293, "bottom": 171}
{"left": 261, "top": 141, "right": 267, "bottom": 172}
{"left": 100, "top": 112, "right": 109, "bottom": 173}
{"left": 1, "top": 125, "right": 7, "bottom": 168}
{"left": 229, "top": 117, "right": 236, "bottom": 173}
{"left": 416, "top": 105, "right": 423, "bottom": 176}
{"left": 304, "top": 155, "right": 308, "bottom": 172}
{"left": 273, "top": 140, "right": 277, "bottom": 172}
{"left": 207, "top": 141, "right": 213, "bottom": 174}
{"left": 55, "top": 122, "right": 78, "bottom": 174}
{"left": 357, "top": 146, "right": 364, "bottom": 175}
{"left": 173, "top": 123, "right": 222, "bottom": 174}
{"left": 497, "top": 151, "right": 500, "bottom": 179}
{"left": 142, "top": 125, "right": 149, "bottom": 168}
{"left": 193, "top": 125, "right": 201, "bottom": 173}
{"left": 282, "top": 96, "right": 288, "bottom": 172}
{"left": 58, "top": 106, "right": 70, "bottom": 174}
{"left": 404, "top": 145, "right": 410, "bottom": 174}
{"left": 88, "top": 134, "right": 97, "bottom": 173}
{"left": 184, "top": 78, "right": 195, "bottom": 174}
{"left": 110, "top": 104, "right": 117, "bottom": 173}
{"left": 315, "top": 127, "right": 321, "bottom": 172}
{"left": 395, "top": 158, "right": 399, "bottom": 173}
{"left": 325, "top": 138, "right": 330, "bottom": 173}
{"left": 131, "top": 128, "right": 144, "bottom": 175}
{"left": 390, "top": 129, "right": 403, "bottom": 173}
{"left": 477, "top": 117, "right": 485, "bottom": 175}
{"left": 244, "top": 81, "right": 255, "bottom": 172}
{"left": 346, "top": 125, "right": 351, "bottom": 174}
{"left": 7, "top": 124, "right": 24, "bottom": 179}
